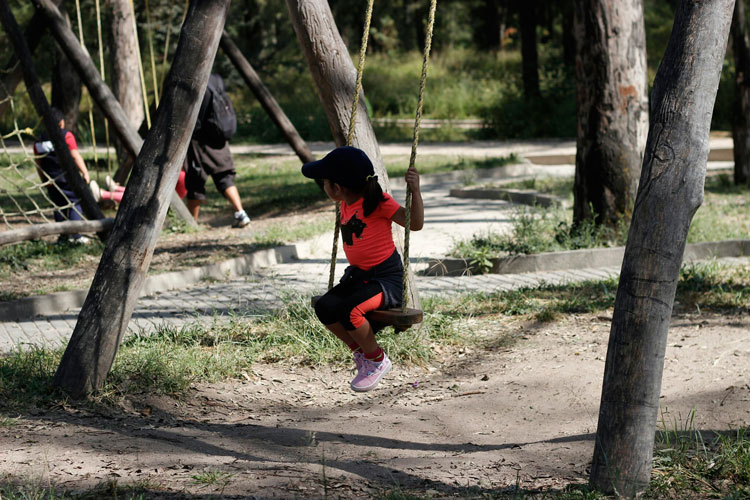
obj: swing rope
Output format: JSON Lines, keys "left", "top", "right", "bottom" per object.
{"left": 328, "top": 0, "right": 375, "bottom": 290}
{"left": 327, "top": 0, "right": 437, "bottom": 318}
{"left": 402, "top": 0, "right": 436, "bottom": 313}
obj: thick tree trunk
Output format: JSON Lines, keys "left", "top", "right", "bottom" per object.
{"left": 573, "top": 0, "right": 648, "bottom": 228}
{"left": 732, "top": 0, "right": 750, "bottom": 185}
{"left": 0, "top": 1, "right": 105, "bottom": 227}
{"left": 285, "top": 0, "right": 421, "bottom": 311}
{"left": 220, "top": 31, "right": 314, "bottom": 164}
{"left": 107, "top": 0, "right": 145, "bottom": 166}
{"left": 589, "top": 0, "right": 735, "bottom": 496}
{"left": 0, "top": 0, "right": 62, "bottom": 120}
{"left": 50, "top": 4, "right": 81, "bottom": 133}
{"left": 31, "top": 0, "right": 196, "bottom": 226}
{"left": 518, "top": 0, "right": 540, "bottom": 100}
{"left": 53, "top": 0, "right": 229, "bottom": 399}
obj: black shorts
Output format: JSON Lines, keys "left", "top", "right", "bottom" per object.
{"left": 186, "top": 140, "right": 236, "bottom": 200}
{"left": 314, "top": 280, "right": 385, "bottom": 331}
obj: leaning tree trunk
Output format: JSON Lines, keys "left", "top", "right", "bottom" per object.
{"left": 573, "top": 0, "right": 649, "bottom": 228}
{"left": 52, "top": 0, "right": 229, "bottom": 399}
{"left": 732, "top": 0, "right": 750, "bottom": 185}
{"left": 50, "top": 4, "right": 81, "bottom": 133}
{"left": 107, "top": 0, "right": 145, "bottom": 166}
{"left": 589, "top": 0, "right": 735, "bottom": 496}
{"left": 0, "top": 0, "right": 62, "bottom": 120}
{"left": 285, "top": 0, "right": 421, "bottom": 311}
{"left": 220, "top": 31, "right": 314, "bottom": 164}
{"left": 518, "top": 0, "right": 540, "bottom": 100}
{"left": 31, "top": 0, "right": 196, "bottom": 226}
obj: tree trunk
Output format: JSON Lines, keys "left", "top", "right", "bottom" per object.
{"left": 732, "top": 0, "right": 750, "bottom": 185}
{"left": 50, "top": 4, "right": 81, "bottom": 133}
{"left": 53, "top": 0, "right": 229, "bottom": 399}
{"left": 107, "top": 0, "right": 145, "bottom": 166}
{"left": 285, "top": 0, "right": 421, "bottom": 312}
{"left": 0, "top": 0, "right": 62, "bottom": 120}
{"left": 220, "top": 31, "right": 314, "bottom": 164}
{"left": 31, "top": 0, "right": 196, "bottom": 226}
{"left": 0, "top": 0, "right": 105, "bottom": 227}
{"left": 589, "top": 0, "right": 735, "bottom": 496}
{"left": 518, "top": 0, "right": 540, "bottom": 99}
{"left": 562, "top": 0, "right": 576, "bottom": 67}
{"left": 572, "top": 0, "right": 648, "bottom": 228}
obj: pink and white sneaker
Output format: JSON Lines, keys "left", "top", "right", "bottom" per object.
{"left": 353, "top": 351, "right": 365, "bottom": 373}
{"left": 350, "top": 353, "right": 392, "bottom": 392}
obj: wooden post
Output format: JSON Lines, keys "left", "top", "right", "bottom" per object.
{"left": 52, "top": 0, "right": 229, "bottom": 399}
{"left": 589, "top": 0, "right": 735, "bottom": 496}
{"left": 30, "top": 0, "right": 197, "bottom": 227}
{"left": 0, "top": 219, "right": 115, "bottom": 246}
{"left": 0, "top": 0, "right": 105, "bottom": 226}
{"left": 220, "top": 32, "right": 315, "bottom": 164}
{"left": 0, "top": 0, "right": 62, "bottom": 120}
{"left": 285, "top": 0, "right": 421, "bottom": 311}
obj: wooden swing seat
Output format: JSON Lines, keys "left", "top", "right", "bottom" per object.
{"left": 311, "top": 296, "right": 423, "bottom": 331}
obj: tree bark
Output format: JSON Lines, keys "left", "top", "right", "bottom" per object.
{"left": 518, "top": 0, "right": 540, "bottom": 99}
{"left": 107, "top": 0, "right": 145, "bottom": 166}
{"left": 589, "top": 0, "right": 735, "bottom": 496}
{"left": 732, "top": 0, "right": 750, "bottom": 185}
{"left": 573, "top": 0, "right": 649, "bottom": 228}
{"left": 50, "top": 3, "right": 81, "bottom": 133}
{"left": 31, "top": 0, "right": 196, "bottom": 226}
{"left": 285, "top": 0, "right": 421, "bottom": 312}
{"left": 0, "top": 0, "right": 105, "bottom": 226}
{"left": 220, "top": 31, "right": 314, "bottom": 164}
{"left": 0, "top": 0, "right": 62, "bottom": 120}
{"left": 53, "top": 0, "right": 229, "bottom": 399}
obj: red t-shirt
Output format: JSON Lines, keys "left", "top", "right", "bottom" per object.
{"left": 340, "top": 193, "right": 401, "bottom": 270}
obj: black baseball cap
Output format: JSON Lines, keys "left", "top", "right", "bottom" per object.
{"left": 301, "top": 146, "right": 375, "bottom": 190}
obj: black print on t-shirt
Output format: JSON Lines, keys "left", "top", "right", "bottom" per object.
{"left": 341, "top": 213, "right": 367, "bottom": 245}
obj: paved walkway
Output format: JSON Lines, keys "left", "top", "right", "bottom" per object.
{"left": 0, "top": 139, "right": 742, "bottom": 353}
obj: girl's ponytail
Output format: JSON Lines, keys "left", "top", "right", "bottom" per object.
{"left": 362, "top": 175, "right": 386, "bottom": 217}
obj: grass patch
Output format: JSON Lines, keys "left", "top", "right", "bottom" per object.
{"left": 251, "top": 214, "right": 332, "bottom": 247}
{"left": 648, "top": 409, "right": 750, "bottom": 499}
{"left": 451, "top": 174, "right": 749, "bottom": 267}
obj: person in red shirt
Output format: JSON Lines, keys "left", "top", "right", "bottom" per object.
{"left": 302, "top": 146, "right": 423, "bottom": 392}
{"left": 34, "top": 107, "right": 92, "bottom": 244}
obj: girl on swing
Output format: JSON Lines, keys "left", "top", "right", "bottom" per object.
{"left": 302, "top": 146, "right": 423, "bottom": 392}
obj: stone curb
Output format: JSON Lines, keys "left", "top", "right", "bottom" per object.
{"left": 449, "top": 188, "right": 564, "bottom": 208}
{"left": 425, "top": 239, "right": 750, "bottom": 277}
{"left": 0, "top": 245, "right": 298, "bottom": 321}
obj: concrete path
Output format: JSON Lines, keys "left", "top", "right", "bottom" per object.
{"left": 0, "top": 139, "right": 742, "bottom": 353}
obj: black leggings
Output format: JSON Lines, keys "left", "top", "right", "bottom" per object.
{"left": 314, "top": 280, "right": 384, "bottom": 331}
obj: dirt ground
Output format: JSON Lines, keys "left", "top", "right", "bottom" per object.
{"left": 1, "top": 311, "right": 748, "bottom": 499}
{"left": 0, "top": 207, "right": 330, "bottom": 300}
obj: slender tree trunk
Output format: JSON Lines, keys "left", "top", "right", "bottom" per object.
{"left": 518, "top": 0, "right": 540, "bottom": 99}
{"left": 107, "top": 0, "right": 144, "bottom": 165}
{"left": 51, "top": 4, "right": 81, "bottom": 133}
{"left": 0, "top": 0, "right": 104, "bottom": 227}
{"left": 53, "top": 0, "right": 229, "bottom": 399}
{"left": 589, "top": 0, "right": 735, "bottom": 496}
{"left": 562, "top": 0, "right": 576, "bottom": 67}
{"left": 573, "top": 0, "right": 648, "bottom": 228}
{"left": 31, "top": 0, "right": 196, "bottom": 226}
{"left": 0, "top": 0, "right": 62, "bottom": 120}
{"left": 732, "top": 0, "right": 750, "bottom": 185}
{"left": 285, "top": 0, "right": 421, "bottom": 312}
{"left": 220, "top": 31, "right": 314, "bottom": 164}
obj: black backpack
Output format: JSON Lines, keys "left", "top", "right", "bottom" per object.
{"left": 198, "top": 74, "right": 237, "bottom": 147}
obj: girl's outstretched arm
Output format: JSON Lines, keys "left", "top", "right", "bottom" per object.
{"left": 391, "top": 166, "right": 424, "bottom": 230}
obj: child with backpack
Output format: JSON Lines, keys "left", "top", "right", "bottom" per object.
{"left": 302, "top": 146, "right": 423, "bottom": 392}
{"left": 186, "top": 73, "right": 250, "bottom": 228}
